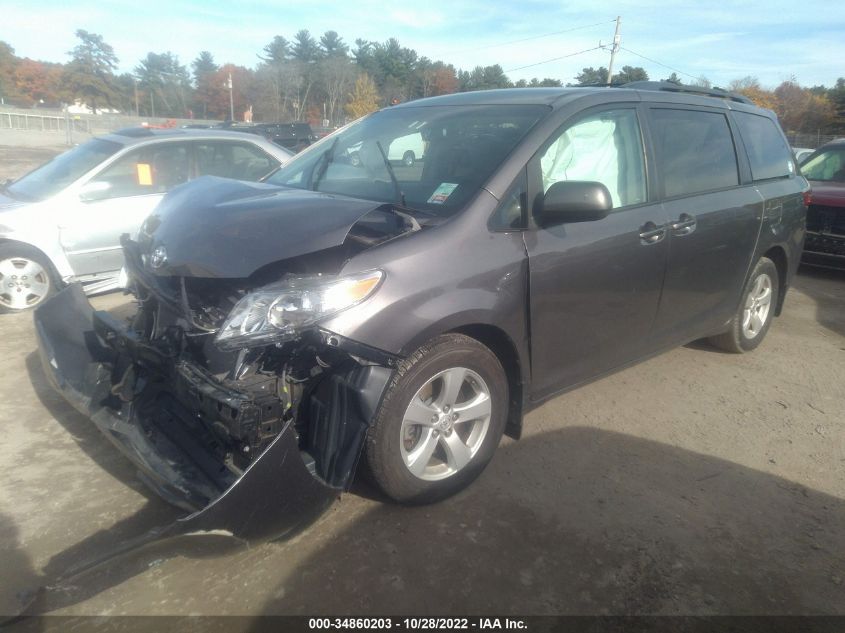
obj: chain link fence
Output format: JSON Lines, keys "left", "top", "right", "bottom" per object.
{"left": 0, "top": 106, "right": 219, "bottom": 139}
{"left": 786, "top": 132, "right": 844, "bottom": 149}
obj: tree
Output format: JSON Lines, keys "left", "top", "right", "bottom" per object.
{"left": 320, "top": 31, "right": 348, "bottom": 58}
{"left": 64, "top": 29, "right": 120, "bottom": 112}
{"left": 13, "top": 59, "right": 63, "bottom": 106}
{"left": 260, "top": 36, "right": 290, "bottom": 64}
{"left": 458, "top": 65, "right": 512, "bottom": 91}
{"left": 662, "top": 72, "right": 682, "bottom": 85}
{"left": 572, "top": 66, "right": 608, "bottom": 85}
{"left": 728, "top": 76, "right": 777, "bottom": 110}
{"left": 192, "top": 51, "right": 219, "bottom": 118}
{"left": 614, "top": 66, "right": 648, "bottom": 84}
{"left": 135, "top": 52, "right": 191, "bottom": 117}
{"left": 773, "top": 80, "right": 836, "bottom": 133}
{"left": 0, "top": 41, "right": 20, "bottom": 104}
{"left": 345, "top": 73, "right": 379, "bottom": 120}
{"left": 319, "top": 55, "right": 355, "bottom": 125}
{"left": 292, "top": 29, "right": 321, "bottom": 63}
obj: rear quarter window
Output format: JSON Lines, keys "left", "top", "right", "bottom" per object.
{"left": 733, "top": 111, "right": 794, "bottom": 181}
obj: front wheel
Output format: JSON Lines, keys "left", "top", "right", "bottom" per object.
{"left": 0, "top": 245, "right": 57, "bottom": 313}
{"left": 364, "top": 333, "right": 508, "bottom": 504}
{"left": 709, "top": 256, "right": 779, "bottom": 353}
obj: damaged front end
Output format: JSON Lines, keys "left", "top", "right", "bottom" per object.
{"left": 34, "top": 219, "right": 400, "bottom": 541}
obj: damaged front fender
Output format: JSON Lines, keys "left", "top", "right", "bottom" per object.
{"left": 34, "top": 283, "right": 393, "bottom": 542}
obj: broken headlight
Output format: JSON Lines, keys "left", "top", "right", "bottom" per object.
{"left": 214, "top": 270, "right": 383, "bottom": 350}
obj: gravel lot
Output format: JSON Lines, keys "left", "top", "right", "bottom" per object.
{"left": 0, "top": 142, "right": 843, "bottom": 619}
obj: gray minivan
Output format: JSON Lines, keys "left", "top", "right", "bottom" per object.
{"left": 35, "top": 83, "right": 807, "bottom": 540}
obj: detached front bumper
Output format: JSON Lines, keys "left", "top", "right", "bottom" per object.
{"left": 33, "top": 284, "right": 387, "bottom": 541}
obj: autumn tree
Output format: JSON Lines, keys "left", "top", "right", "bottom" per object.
{"left": 63, "top": 29, "right": 120, "bottom": 112}
{"left": 345, "top": 73, "right": 379, "bottom": 120}
{"left": 773, "top": 80, "right": 836, "bottom": 133}
{"left": 13, "top": 59, "right": 63, "bottom": 106}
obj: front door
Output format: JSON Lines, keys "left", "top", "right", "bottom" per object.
{"left": 525, "top": 106, "right": 669, "bottom": 400}
{"left": 60, "top": 142, "right": 190, "bottom": 276}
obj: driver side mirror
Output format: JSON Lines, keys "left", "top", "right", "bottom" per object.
{"left": 78, "top": 180, "right": 113, "bottom": 202}
{"left": 538, "top": 181, "right": 612, "bottom": 226}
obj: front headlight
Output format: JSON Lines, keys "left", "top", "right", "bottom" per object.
{"left": 214, "top": 270, "right": 383, "bottom": 350}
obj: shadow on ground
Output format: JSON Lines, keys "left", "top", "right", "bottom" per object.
{"left": 257, "top": 427, "right": 845, "bottom": 616}
{"left": 794, "top": 265, "right": 845, "bottom": 339}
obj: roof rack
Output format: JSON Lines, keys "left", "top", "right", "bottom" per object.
{"left": 619, "top": 81, "right": 753, "bottom": 105}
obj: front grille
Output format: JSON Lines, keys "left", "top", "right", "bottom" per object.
{"left": 806, "top": 204, "right": 845, "bottom": 236}
{"left": 805, "top": 232, "right": 845, "bottom": 257}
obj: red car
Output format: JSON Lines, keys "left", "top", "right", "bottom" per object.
{"left": 801, "top": 139, "right": 845, "bottom": 268}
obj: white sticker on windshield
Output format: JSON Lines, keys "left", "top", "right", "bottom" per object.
{"left": 428, "top": 182, "right": 458, "bottom": 204}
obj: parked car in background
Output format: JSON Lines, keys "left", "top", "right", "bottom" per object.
{"left": 34, "top": 83, "right": 806, "bottom": 540}
{"left": 0, "top": 128, "right": 291, "bottom": 312}
{"left": 793, "top": 147, "right": 814, "bottom": 163}
{"left": 388, "top": 131, "right": 426, "bottom": 165}
{"left": 218, "top": 122, "right": 317, "bottom": 152}
{"left": 800, "top": 138, "right": 845, "bottom": 268}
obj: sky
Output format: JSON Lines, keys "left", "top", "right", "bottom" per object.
{"left": 3, "top": 0, "right": 844, "bottom": 88}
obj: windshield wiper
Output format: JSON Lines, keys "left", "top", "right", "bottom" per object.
{"left": 311, "top": 137, "right": 339, "bottom": 191}
{"left": 375, "top": 141, "right": 406, "bottom": 208}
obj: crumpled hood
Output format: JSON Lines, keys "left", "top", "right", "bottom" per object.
{"left": 142, "top": 176, "right": 385, "bottom": 278}
{"left": 808, "top": 180, "right": 845, "bottom": 208}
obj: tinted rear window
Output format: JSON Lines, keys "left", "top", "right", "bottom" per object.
{"left": 733, "top": 111, "right": 793, "bottom": 181}
{"left": 650, "top": 108, "right": 739, "bottom": 198}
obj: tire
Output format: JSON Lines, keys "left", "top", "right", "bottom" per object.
{"left": 0, "top": 244, "right": 57, "bottom": 313}
{"left": 402, "top": 151, "right": 415, "bottom": 166}
{"left": 709, "top": 257, "right": 779, "bottom": 353}
{"left": 365, "top": 333, "right": 508, "bottom": 504}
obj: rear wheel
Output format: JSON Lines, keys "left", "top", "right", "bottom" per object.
{"left": 709, "top": 256, "right": 779, "bottom": 353}
{"left": 365, "top": 333, "right": 507, "bottom": 504}
{"left": 0, "top": 245, "right": 57, "bottom": 313}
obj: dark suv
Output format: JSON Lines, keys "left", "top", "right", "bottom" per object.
{"left": 35, "top": 83, "right": 807, "bottom": 540}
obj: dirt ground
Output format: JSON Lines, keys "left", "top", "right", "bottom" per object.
{"left": 0, "top": 144, "right": 843, "bottom": 619}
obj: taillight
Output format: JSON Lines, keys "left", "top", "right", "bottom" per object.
{"left": 803, "top": 190, "right": 812, "bottom": 207}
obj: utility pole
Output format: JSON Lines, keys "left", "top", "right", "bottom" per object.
{"left": 606, "top": 16, "right": 621, "bottom": 85}
{"left": 227, "top": 72, "right": 235, "bottom": 121}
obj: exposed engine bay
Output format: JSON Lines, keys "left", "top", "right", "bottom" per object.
{"left": 32, "top": 182, "right": 431, "bottom": 539}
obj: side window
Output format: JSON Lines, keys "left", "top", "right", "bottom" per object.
{"left": 195, "top": 141, "right": 279, "bottom": 181}
{"left": 539, "top": 108, "right": 646, "bottom": 210}
{"left": 733, "top": 112, "right": 794, "bottom": 181}
{"left": 650, "top": 109, "right": 739, "bottom": 198}
{"left": 93, "top": 143, "right": 189, "bottom": 198}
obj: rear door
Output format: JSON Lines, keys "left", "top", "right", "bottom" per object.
{"left": 525, "top": 105, "right": 669, "bottom": 399}
{"left": 647, "top": 106, "right": 763, "bottom": 345}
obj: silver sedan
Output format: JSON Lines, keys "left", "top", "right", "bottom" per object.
{"left": 0, "top": 128, "right": 291, "bottom": 312}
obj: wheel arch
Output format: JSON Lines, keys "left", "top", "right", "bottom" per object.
{"left": 762, "top": 245, "right": 788, "bottom": 316}
{"left": 0, "top": 238, "right": 64, "bottom": 283}
{"left": 448, "top": 323, "right": 525, "bottom": 440}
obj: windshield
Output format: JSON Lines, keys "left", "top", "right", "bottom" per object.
{"left": 801, "top": 147, "right": 845, "bottom": 183}
{"left": 6, "top": 138, "right": 123, "bottom": 201}
{"left": 266, "top": 104, "right": 549, "bottom": 215}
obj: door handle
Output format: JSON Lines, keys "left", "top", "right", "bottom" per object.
{"left": 670, "top": 213, "right": 697, "bottom": 236}
{"left": 639, "top": 221, "right": 667, "bottom": 245}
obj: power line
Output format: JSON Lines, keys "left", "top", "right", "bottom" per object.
{"left": 618, "top": 46, "right": 700, "bottom": 82}
{"left": 443, "top": 20, "right": 615, "bottom": 55}
{"left": 505, "top": 45, "right": 604, "bottom": 73}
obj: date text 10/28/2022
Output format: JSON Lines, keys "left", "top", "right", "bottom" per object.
{"left": 308, "top": 618, "right": 527, "bottom": 630}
